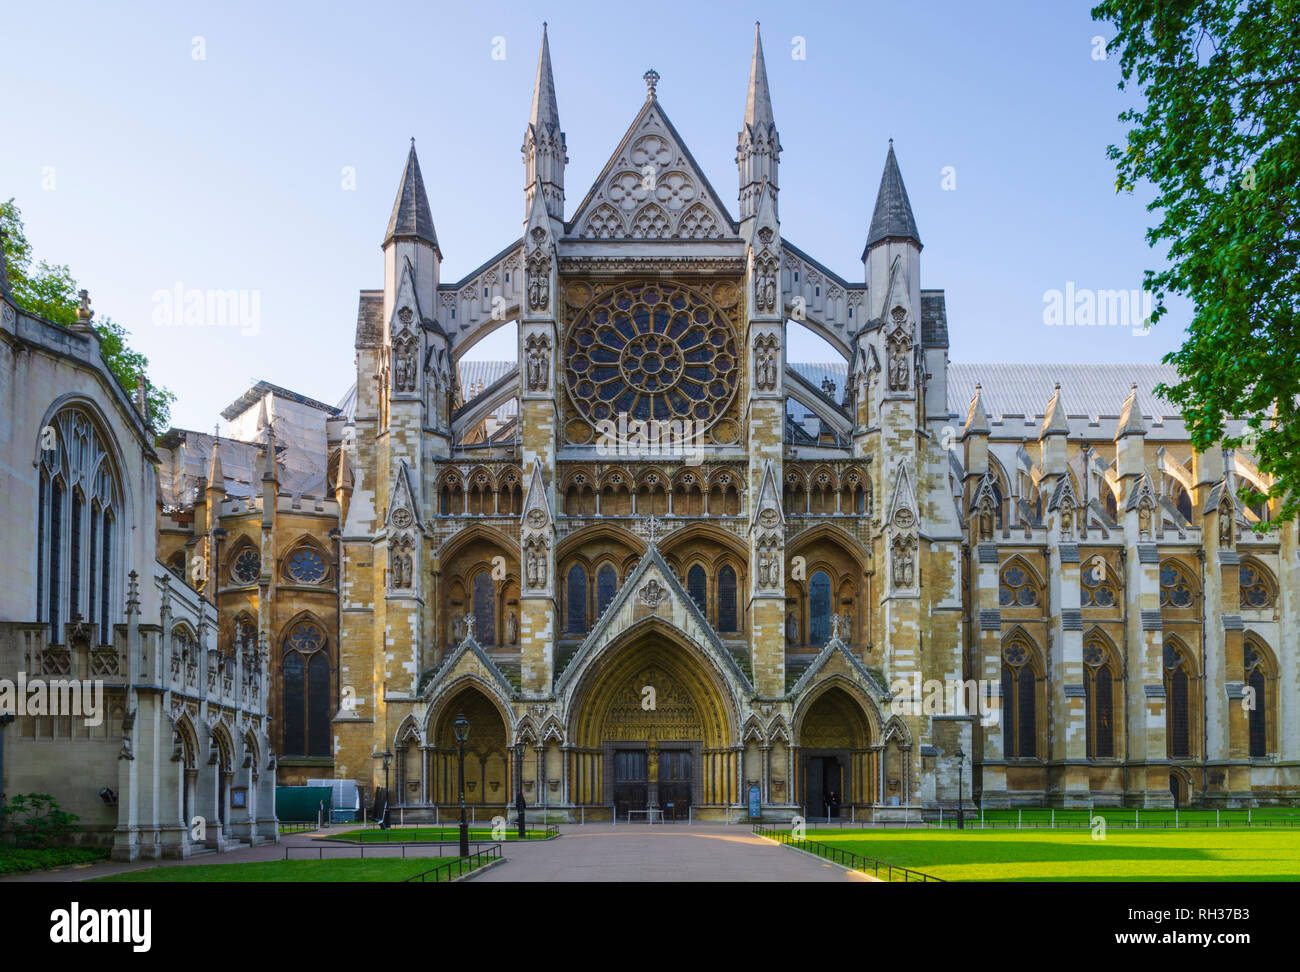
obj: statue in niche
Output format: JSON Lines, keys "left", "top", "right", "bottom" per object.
{"left": 785, "top": 612, "right": 798, "bottom": 644}
{"left": 506, "top": 610, "right": 519, "bottom": 646}
{"left": 887, "top": 337, "right": 910, "bottom": 392}
{"left": 452, "top": 613, "right": 464, "bottom": 643}
{"left": 753, "top": 253, "right": 778, "bottom": 313}
{"left": 892, "top": 538, "right": 915, "bottom": 587}
{"left": 525, "top": 543, "right": 547, "bottom": 588}
{"left": 1138, "top": 502, "right": 1152, "bottom": 539}
{"left": 753, "top": 334, "right": 778, "bottom": 391}
{"left": 393, "top": 339, "right": 417, "bottom": 393}
{"left": 526, "top": 249, "right": 551, "bottom": 312}
{"left": 1219, "top": 502, "right": 1234, "bottom": 545}
{"left": 978, "top": 503, "right": 994, "bottom": 541}
{"left": 525, "top": 334, "right": 551, "bottom": 392}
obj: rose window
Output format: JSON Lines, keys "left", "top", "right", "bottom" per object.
{"left": 287, "top": 547, "right": 327, "bottom": 584}
{"left": 564, "top": 282, "right": 739, "bottom": 429}
{"left": 231, "top": 548, "right": 261, "bottom": 585}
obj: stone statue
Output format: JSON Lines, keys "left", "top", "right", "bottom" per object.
{"left": 506, "top": 610, "right": 518, "bottom": 646}
{"left": 452, "top": 613, "right": 464, "bottom": 643}
{"left": 785, "top": 612, "right": 798, "bottom": 644}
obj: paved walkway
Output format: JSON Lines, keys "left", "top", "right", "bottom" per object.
{"left": 1, "top": 823, "right": 872, "bottom": 883}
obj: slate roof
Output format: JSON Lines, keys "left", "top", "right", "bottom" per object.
{"left": 220, "top": 381, "right": 341, "bottom": 421}
{"left": 355, "top": 290, "right": 384, "bottom": 348}
{"left": 945, "top": 363, "right": 1183, "bottom": 423}
{"left": 920, "top": 290, "right": 948, "bottom": 348}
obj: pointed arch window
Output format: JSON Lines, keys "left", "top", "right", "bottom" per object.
{"left": 687, "top": 564, "right": 707, "bottom": 613}
{"left": 230, "top": 545, "right": 261, "bottom": 585}
{"left": 718, "top": 565, "right": 738, "bottom": 632}
{"left": 1240, "top": 562, "right": 1275, "bottom": 609}
{"left": 473, "top": 571, "right": 496, "bottom": 647}
{"left": 596, "top": 564, "right": 618, "bottom": 617}
{"left": 1082, "top": 638, "right": 1115, "bottom": 758}
{"left": 566, "top": 564, "right": 587, "bottom": 634}
{"left": 37, "top": 409, "right": 121, "bottom": 645}
{"left": 1001, "top": 639, "right": 1038, "bottom": 759}
{"left": 1244, "top": 641, "right": 1270, "bottom": 758}
{"left": 1080, "top": 557, "right": 1118, "bottom": 607}
{"left": 999, "top": 561, "right": 1039, "bottom": 607}
{"left": 809, "top": 570, "right": 832, "bottom": 646}
{"left": 1164, "top": 642, "right": 1191, "bottom": 759}
{"left": 1159, "top": 561, "right": 1194, "bottom": 608}
{"left": 285, "top": 544, "right": 328, "bottom": 585}
{"left": 281, "top": 621, "right": 330, "bottom": 758}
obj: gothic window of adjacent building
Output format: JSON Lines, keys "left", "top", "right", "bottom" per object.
{"left": 1082, "top": 637, "right": 1116, "bottom": 759}
{"left": 566, "top": 564, "right": 587, "bottom": 634}
{"left": 230, "top": 546, "right": 261, "bottom": 585}
{"left": 1240, "top": 561, "right": 1276, "bottom": 609}
{"left": 284, "top": 543, "right": 329, "bottom": 585}
{"left": 1159, "top": 560, "right": 1195, "bottom": 608}
{"left": 1080, "top": 557, "right": 1118, "bottom": 607}
{"left": 1164, "top": 641, "right": 1192, "bottom": 759}
{"left": 718, "top": 565, "right": 738, "bottom": 633}
{"left": 809, "top": 570, "right": 832, "bottom": 646}
{"left": 1163, "top": 475, "right": 1193, "bottom": 521}
{"left": 998, "top": 559, "right": 1040, "bottom": 607}
{"left": 1001, "top": 638, "right": 1039, "bottom": 759}
{"left": 167, "top": 550, "right": 186, "bottom": 579}
{"left": 687, "top": 564, "right": 707, "bottom": 613}
{"left": 473, "top": 571, "right": 496, "bottom": 647}
{"left": 597, "top": 564, "right": 618, "bottom": 617}
{"left": 281, "top": 621, "right": 330, "bottom": 758}
{"left": 36, "top": 408, "right": 121, "bottom": 645}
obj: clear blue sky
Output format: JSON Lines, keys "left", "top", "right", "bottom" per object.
{"left": 1, "top": 0, "right": 1186, "bottom": 432}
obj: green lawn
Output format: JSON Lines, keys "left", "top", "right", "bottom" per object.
{"left": 772, "top": 828, "right": 1300, "bottom": 881}
{"left": 329, "top": 826, "right": 552, "bottom": 843}
{"left": 94, "top": 855, "right": 492, "bottom": 883}
{"left": 0, "top": 846, "right": 111, "bottom": 876}
{"left": 930, "top": 807, "right": 1300, "bottom": 828}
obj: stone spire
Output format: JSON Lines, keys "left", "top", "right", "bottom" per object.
{"left": 524, "top": 23, "right": 567, "bottom": 222}
{"left": 963, "top": 383, "right": 990, "bottom": 437}
{"left": 738, "top": 22, "right": 781, "bottom": 224}
{"left": 1040, "top": 382, "right": 1070, "bottom": 438}
{"left": 384, "top": 140, "right": 439, "bottom": 252}
{"left": 207, "top": 426, "right": 225, "bottom": 492}
{"left": 1116, "top": 382, "right": 1147, "bottom": 439}
{"left": 261, "top": 422, "right": 278, "bottom": 484}
{"left": 863, "top": 141, "right": 921, "bottom": 257}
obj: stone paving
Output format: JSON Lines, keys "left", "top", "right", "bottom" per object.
{"left": 1, "top": 822, "right": 873, "bottom": 883}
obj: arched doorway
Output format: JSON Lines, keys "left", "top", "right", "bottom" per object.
{"left": 568, "top": 623, "right": 737, "bottom": 819}
{"left": 796, "top": 685, "right": 874, "bottom": 818}
{"left": 428, "top": 686, "right": 510, "bottom": 808}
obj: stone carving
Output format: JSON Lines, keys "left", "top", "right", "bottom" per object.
{"left": 753, "top": 332, "right": 779, "bottom": 391}
{"left": 756, "top": 542, "right": 781, "bottom": 589}
{"left": 397, "top": 306, "right": 413, "bottom": 325}
{"left": 753, "top": 251, "right": 779, "bottom": 313}
{"left": 389, "top": 534, "right": 414, "bottom": 589}
{"left": 978, "top": 501, "right": 995, "bottom": 541}
{"left": 526, "top": 248, "right": 551, "bottom": 312}
{"left": 638, "top": 578, "right": 668, "bottom": 608}
{"left": 1219, "top": 496, "right": 1235, "bottom": 546}
{"left": 887, "top": 330, "right": 911, "bottom": 392}
{"left": 525, "top": 333, "right": 551, "bottom": 392}
{"left": 452, "top": 613, "right": 464, "bottom": 642}
{"left": 785, "top": 612, "right": 798, "bottom": 644}
{"left": 525, "top": 537, "right": 548, "bottom": 589}
{"left": 506, "top": 610, "right": 518, "bottom": 646}
{"left": 892, "top": 535, "right": 916, "bottom": 587}
{"left": 393, "top": 334, "right": 418, "bottom": 393}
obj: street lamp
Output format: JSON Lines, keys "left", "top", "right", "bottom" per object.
{"left": 453, "top": 712, "right": 470, "bottom": 857}
{"left": 953, "top": 745, "right": 965, "bottom": 830}
{"left": 514, "top": 739, "right": 526, "bottom": 839}
{"left": 371, "top": 748, "right": 393, "bottom": 829}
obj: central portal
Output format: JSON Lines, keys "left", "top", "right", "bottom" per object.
{"left": 568, "top": 623, "right": 737, "bottom": 817}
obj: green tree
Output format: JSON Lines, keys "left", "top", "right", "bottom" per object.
{"left": 1093, "top": 0, "right": 1300, "bottom": 528}
{"left": 1, "top": 198, "right": 175, "bottom": 428}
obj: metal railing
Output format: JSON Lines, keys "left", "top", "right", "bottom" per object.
{"left": 753, "top": 825, "right": 944, "bottom": 882}
{"left": 285, "top": 840, "right": 501, "bottom": 860}
{"left": 333, "top": 824, "right": 558, "bottom": 843}
{"left": 405, "top": 844, "right": 503, "bottom": 882}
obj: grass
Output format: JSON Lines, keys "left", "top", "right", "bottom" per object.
{"left": 328, "top": 826, "right": 552, "bottom": 842}
{"left": 928, "top": 807, "right": 1300, "bottom": 828}
{"left": 769, "top": 827, "right": 1300, "bottom": 881}
{"left": 94, "top": 855, "right": 493, "bottom": 883}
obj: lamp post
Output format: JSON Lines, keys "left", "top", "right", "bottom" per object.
{"left": 453, "top": 712, "right": 470, "bottom": 857}
{"left": 954, "top": 745, "right": 965, "bottom": 830}
{"left": 515, "top": 739, "right": 526, "bottom": 839}
{"left": 371, "top": 748, "right": 393, "bottom": 829}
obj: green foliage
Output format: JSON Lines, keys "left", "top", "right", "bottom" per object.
{"left": 2, "top": 793, "right": 80, "bottom": 849}
{"left": 1, "top": 198, "right": 174, "bottom": 428}
{"left": 0, "top": 846, "right": 109, "bottom": 875}
{"left": 1093, "top": 0, "right": 1300, "bottom": 528}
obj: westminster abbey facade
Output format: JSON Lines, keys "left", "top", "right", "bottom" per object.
{"left": 7, "top": 26, "right": 1296, "bottom": 841}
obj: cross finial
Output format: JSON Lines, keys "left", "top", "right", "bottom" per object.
{"left": 635, "top": 515, "right": 670, "bottom": 546}
{"left": 76, "top": 288, "right": 93, "bottom": 322}
{"left": 643, "top": 69, "right": 660, "bottom": 98}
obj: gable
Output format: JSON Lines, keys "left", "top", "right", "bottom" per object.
{"left": 568, "top": 99, "right": 739, "bottom": 242}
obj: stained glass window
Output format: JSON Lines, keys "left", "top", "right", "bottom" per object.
{"left": 566, "top": 565, "right": 587, "bottom": 634}
{"left": 809, "top": 570, "right": 831, "bottom": 646}
{"left": 1159, "top": 562, "right": 1194, "bottom": 607}
{"left": 718, "top": 565, "right": 737, "bottom": 632}
{"left": 597, "top": 564, "right": 618, "bottom": 617}
{"left": 1166, "top": 644, "right": 1191, "bottom": 759}
{"left": 286, "top": 547, "right": 327, "bottom": 584}
{"left": 1245, "top": 643, "right": 1268, "bottom": 758}
{"left": 232, "top": 547, "right": 261, "bottom": 585}
{"left": 308, "top": 653, "right": 330, "bottom": 757}
{"left": 1081, "top": 558, "right": 1118, "bottom": 607}
{"left": 473, "top": 571, "right": 496, "bottom": 646}
{"left": 999, "top": 563, "right": 1038, "bottom": 607}
{"left": 1240, "top": 564, "right": 1273, "bottom": 608}
{"left": 687, "top": 564, "right": 707, "bottom": 612}
{"left": 282, "top": 652, "right": 306, "bottom": 756}
{"left": 563, "top": 282, "right": 739, "bottom": 431}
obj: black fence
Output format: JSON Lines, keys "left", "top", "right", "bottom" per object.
{"left": 285, "top": 840, "right": 501, "bottom": 860}
{"left": 753, "top": 825, "right": 944, "bottom": 882}
{"left": 333, "top": 824, "right": 558, "bottom": 843}
{"left": 405, "top": 844, "right": 503, "bottom": 883}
